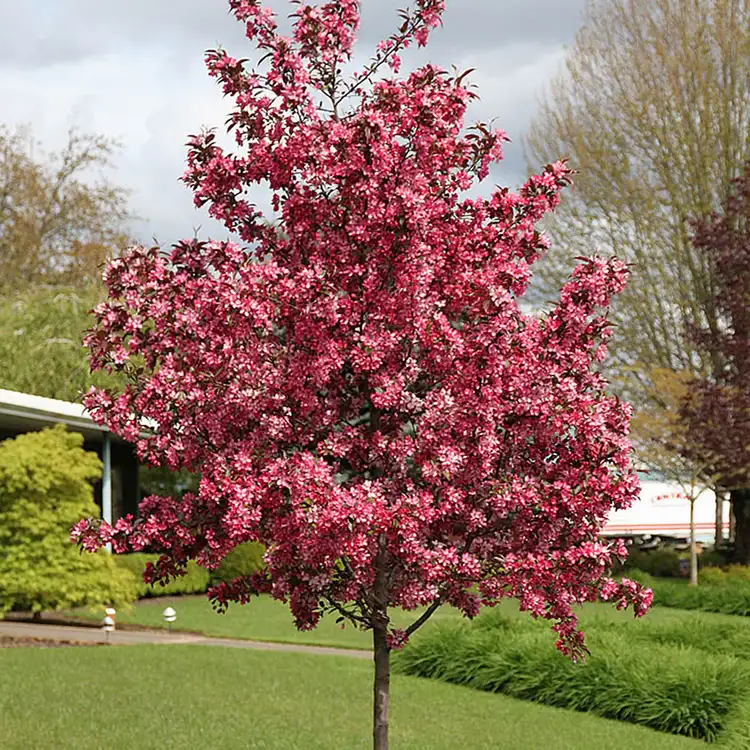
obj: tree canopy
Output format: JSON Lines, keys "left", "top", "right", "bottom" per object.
{"left": 0, "top": 285, "right": 121, "bottom": 402}
{"left": 681, "top": 162, "right": 750, "bottom": 562}
{"left": 0, "top": 125, "right": 133, "bottom": 294}
{"left": 73, "top": 2, "right": 650, "bottom": 747}
{"left": 525, "top": 0, "right": 750, "bottom": 406}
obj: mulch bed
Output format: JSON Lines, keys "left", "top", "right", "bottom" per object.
{"left": 0, "top": 635, "right": 101, "bottom": 649}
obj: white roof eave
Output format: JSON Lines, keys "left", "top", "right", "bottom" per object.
{"left": 0, "top": 388, "right": 151, "bottom": 440}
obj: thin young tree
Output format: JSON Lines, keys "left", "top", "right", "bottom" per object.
{"left": 74, "top": 2, "right": 651, "bottom": 747}
{"left": 630, "top": 368, "right": 716, "bottom": 584}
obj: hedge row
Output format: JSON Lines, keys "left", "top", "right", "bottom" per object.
{"left": 113, "top": 554, "right": 210, "bottom": 598}
{"left": 395, "top": 609, "right": 750, "bottom": 743}
{"left": 615, "top": 546, "right": 727, "bottom": 578}
{"left": 113, "top": 542, "right": 265, "bottom": 598}
{"left": 628, "top": 569, "right": 750, "bottom": 617}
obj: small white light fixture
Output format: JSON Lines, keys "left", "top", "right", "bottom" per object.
{"left": 162, "top": 606, "right": 177, "bottom": 633}
{"left": 102, "top": 614, "right": 115, "bottom": 645}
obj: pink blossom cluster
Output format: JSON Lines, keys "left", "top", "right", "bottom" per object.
{"left": 74, "top": 0, "right": 650, "bottom": 655}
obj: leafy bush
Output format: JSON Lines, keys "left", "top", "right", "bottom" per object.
{"left": 701, "top": 547, "right": 730, "bottom": 569}
{"left": 701, "top": 565, "right": 750, "bottom": 585}
{"left": 395, "top": 611, "right": 750, "bottom": 742}
{"left": 615, "top": 547, "right": 687, "bottom": 578}
{"left": 616, "top": 546, "right": 729, "bottom": 579}
{"left": 621, "top": 547, "right": 684, "bottom": 577}
{"left": 0, "top": 426, "right": 138, "bottom": 613}
{"left": 115, "top": 542, "right": 267, "bottom": 598}
{"left": 657, "top": 581, "right": 750, "bottom": 616}
{"left": 617, "top": 569, "right": 750, "bottom": 617}
{"left": 700, "top": 566, "right": 731, "bottom": 585}
{"left": 209, "top": 542, "right": 266, "bottom": 586}
{"left": 114, "top": 554, "right": 209, "bottom": 598}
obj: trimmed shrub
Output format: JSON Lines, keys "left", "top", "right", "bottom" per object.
{"left": 114, "top": 554, "right": 209, "bottom": 598}
{"left": 700, "top": 567, "right": 731, "bottom": 585}
{"left": 615, "top": 546, "right": 730, "bottom": 579}
{"left": 655, "top": 579, "right": 750, "bottom": 617}
{"left": 621, "top": 547, "right": 683, "bottom": 577}
{"left": 209, "top": 542, "right": 266, "bottom": 586}
{"left": 395, "top": 613, "right": 750, "bottom": 742}
{"left": 701, "top": 547, "right": 730, "bottom": 569}
{"left": 625, "top": 569, "right": 750, "bottom": 616}
{"left": 704, "top": 565, "right": 750, "bottom": 584}
{"left": 0, "top": 426, "right": 138, "bottom": 614}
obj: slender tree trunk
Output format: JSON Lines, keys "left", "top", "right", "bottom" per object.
{"left": 730, "top": 489, "right": 750, "bottom": 564}
{"left": 689, "top": 497, "right": 698, "bottom": 586}
{"left": 373, "top": 624, "right": 390, "bottom": 750}
{"left": 372, "top": 533, "right": 390, "bottom": 750}
{"left": 715, "top": 490, "right": 725, "bottom": 547}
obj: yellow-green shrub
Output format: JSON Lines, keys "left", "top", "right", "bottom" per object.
{"left": 0, "top": 426, "right": 138, "bottom": 613}
{"left": 114, "top": 553, "right": 209, "bottom": 597}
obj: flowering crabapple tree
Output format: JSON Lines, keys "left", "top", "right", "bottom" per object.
{"left": 73, "top": 1, "right": 651, "bottom": 747}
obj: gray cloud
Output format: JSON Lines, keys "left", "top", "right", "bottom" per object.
{"left": 0, "top": 0, "right": 584, "bottom": 244}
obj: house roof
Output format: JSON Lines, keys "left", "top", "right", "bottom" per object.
{"left": 0, "top": 388, "right": 118, "bottom": 442}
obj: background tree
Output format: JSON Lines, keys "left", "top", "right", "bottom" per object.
{"left": 0, "top": 124, "right": 133, "bottom": 294}
{"left": 0, "top": 285, "right": 123, "bottom": 401}
{"left": 525, "top": 0, "right": 750, "bottom": 407}
{"left": 0, "top": 425, "right": 138, "bottom": 615}
{"left": 74, "top": 2, "right": 650, "bottom": 748}
{"left": 630, "top": 368, "right": 715, "bottom": 584}
{"left": 681, "top": 162, "right": 750, "bottom": 564}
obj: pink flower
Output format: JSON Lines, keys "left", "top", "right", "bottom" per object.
{"left": 74, "top": 0, "right": 648, "bottom": 662}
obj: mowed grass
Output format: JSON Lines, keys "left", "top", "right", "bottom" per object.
{"left": 0, "top": 645, "right": 703, "bottom": 750}
{"left": 72, "top": 594, "right": 464, "bottom": 649}
{"left": 68, "top": 592, "right": 750, "bottom": 651}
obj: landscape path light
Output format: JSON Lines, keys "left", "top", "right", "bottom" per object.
{"left": 102, "top": 614, "right": 115, "bottom": 645}
{"left": 162, "top": 606, "right": 177, "bottom": 634}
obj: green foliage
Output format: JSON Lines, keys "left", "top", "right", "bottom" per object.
{"left": 0, "top": 286, "right": 123, "bottom": 401}
{"left": 700, "top": 567, "right": 731, "bottom": 585}
{"left": 0, "top": 426, "right": 138, "bottom": 613}
{"left": 621, "top": 547, "right": 684, "bottom": 578}
{"left": 395, "top": 609, "right": 750, "bottom": 742}
{"left": 699, "top": 547, "right": 729, "bottom": 569}
{"left": 628, "top": 569, "right": 750, "bottom": 616}
{"left": 616, "top": 546, "right": 729, "bottom": 579}
{"left": 113, "top": 543, "right": 266, "bottom": 599}
{"left": 138, "top": 465, "right": 200, "bottom": 501}
{"left": 700, "top": 565, "right": 750, "bottom": 585}
{"left": 113, "top": 553, "right": 209, "bottom": 598}
{"left": 209, "top": 542, "right": 266, "bottom": 586}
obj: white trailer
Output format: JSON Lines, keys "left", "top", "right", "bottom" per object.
{"left": 603, "top": 472, "right": 730, "bottom": 544}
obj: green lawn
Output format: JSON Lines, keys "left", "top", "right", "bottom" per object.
{"left": 73, "top": 594, "right": 464, "bottom": 649}
{"left": 68, "top": 592, "right": 750, "bottom": 651}
{"left": 0, "top": 645, "right": 703, "bottom": 750}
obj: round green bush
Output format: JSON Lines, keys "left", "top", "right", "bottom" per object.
{"left": 209, "top": 542, "right": 266, "bottom": 586}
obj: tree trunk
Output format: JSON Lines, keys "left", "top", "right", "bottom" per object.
{"left": 715, "top": 491, "right": 725, "bottom": 547}
{"left": 689, "top": 497, "right": 698, "bottom": 586}
{"left": 730, "top": 489, "right": 750, "bottom": 564}
{"left": 373, "top": 624, "right": 390, "bottom": 750}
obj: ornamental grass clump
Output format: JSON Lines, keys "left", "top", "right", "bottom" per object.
{"left": 629, "top": 570, "right": 750, "bottom": 616}
{"left": 395, "top": 614, "right": 750, "bottom": 742}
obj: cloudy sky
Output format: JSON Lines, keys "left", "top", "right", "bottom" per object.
{"left": 0, "top": 0, "right": 587, "bottom": 244}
